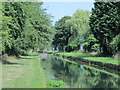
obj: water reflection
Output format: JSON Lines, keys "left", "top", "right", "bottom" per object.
{"left": 40, "top": 53, "right": 47, "bottom": 59}
{"left": 40, "top": 54, "right": 120, "bottom": 88}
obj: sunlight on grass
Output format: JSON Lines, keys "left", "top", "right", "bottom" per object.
{"left": 2, "top": 53, "right": 46, "bottom": 88}
{"left": 58, "top": 52, "right": 119, "bottom": 65}
{"left": 83, "top": 57, "right": 119, "bottom": 65}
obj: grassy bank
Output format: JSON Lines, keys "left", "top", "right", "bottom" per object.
{"left": 2, "top": 52, "right": 46, "bottom": 88}
{"left": 57, "top": 52, "right": 119, "bottom": 65}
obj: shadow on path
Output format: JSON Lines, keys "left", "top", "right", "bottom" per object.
{"left": 18, "top": 57, "right": 35, "bottom": 59}
{"left": 1, "top": 60, "right": 24, "bottom": 65}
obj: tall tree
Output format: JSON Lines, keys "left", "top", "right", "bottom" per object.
{"left": 2, "top": 2, "right": 54, "bottom": 56}
{"left": 90, "top": 2, "right": 120, "bottom": 56}
{"left": 52, "top": 16, "right": 71, "bottom": 51}
{"left": 3, "top": 2, "right": 28, "bottom": 55}
{"left": 0, "top": 2, "right": 12, "bottom": 54}
{"left": 66, "top": 9, "right": 90, "bottom": 50}
{"left": 53, "top": 9, "right": 90, "bottom": 52}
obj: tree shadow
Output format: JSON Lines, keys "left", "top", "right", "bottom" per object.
{"left": 21, "top": 54, "right": 39, "bottom": 56}
{"left": 18, "top": 57, "right": 36, "bottom": 60}
{"left": 29, "top": 55, "right": 39, "bottom": 56}
{"left": 1, "top": 60, "right": 24, "bottom": 65}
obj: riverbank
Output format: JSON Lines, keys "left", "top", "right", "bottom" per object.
{"left": 2, "top": 52, "right": 46, "bottom": 88}
{"left": 48, "top": 51, "right": 120, "bottom": 72}
{"left": 58, "top": 52, "right": 120, "bottom": 65}
{"left": 40, "top": 53, "right": 120, "bottom": 88}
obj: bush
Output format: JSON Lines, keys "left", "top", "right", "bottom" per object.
{"left": 110, "top": 34, "right": 120, "bottom": 55}
{"left": 46, "top": 80, "right": 67, "bottom": 88}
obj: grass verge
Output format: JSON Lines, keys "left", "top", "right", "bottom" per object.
{"left": 57, "top": 52, "right": 119, "bottom": 65}
{"left": 2, "top": 52, "right": 46, "bottom": 88}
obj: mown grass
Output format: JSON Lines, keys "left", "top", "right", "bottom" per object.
{"left": 83, "top": 57, "right": 119, "bottom": 65}
{"left": 2, "top": 52, "right": 46, "bottom": 88}
{"left": 58, "top": 52, "right": 95, "bottom": 58}
{"left": 57, "top": 52, "right": 119, "bottom": 65}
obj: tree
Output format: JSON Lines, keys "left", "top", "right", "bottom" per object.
{"left": 90, "top": 2, "right": 120, "bottom": 56}
{"left": 2, "top": 2, "right": 28, "bottom": 56}
{"left": 53, "top": 10, "right": 90, "bottom": 52}
{"left": 83, "top": 31, "right": 100, "bottom": 52}
{"left": 2, "top": 2, "right": 55, "bottom": 56}
{"left": 52, "top": 16, "right": 71, "bottom": 51}
{"left": 110, "top": 34, "right": 120, "bottom": 54}
{"left": 65, "top": 9, "right": 90, "bottom": 50}
{"left": 0, "top": 2, "right": 12, "bottom": 54}
{"left": 21, "top": 2, "right": 54, "bottom": 50}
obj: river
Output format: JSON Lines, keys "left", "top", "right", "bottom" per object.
{"left": 40, "top": 53, "right": 120, "bottom": 88}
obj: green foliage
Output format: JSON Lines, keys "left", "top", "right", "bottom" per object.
{"left": 53, "top": 9, "right": 90, "bottom": 52}
{"left": 91, "top": 44, "right": 100, "bottom": 52}
{"left": 1, "top": 2, "right": 55, "bottom": 56}
{"left": 110, "top": 34, "right": 120, "bottom": 54}
{"left": 52, "top": 16, "right": 71, "bottom": 51}
{"left": 46, "top": 80, "right": 67, "bottom": 88}
{"left": 0, "top": 3, "right": 12, "bottom": 54}
{"left": 83, "top": 32, "right": 100, "bottom": 52}
{"left": 89, "top": 2, "right": 120, "bottom": 56}
{"left": 67, "top": 9, "right": 90, "bottom": 43}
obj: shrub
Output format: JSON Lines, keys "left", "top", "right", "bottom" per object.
{"left": 46, "top": 80, "right": 67, "bottom": 88}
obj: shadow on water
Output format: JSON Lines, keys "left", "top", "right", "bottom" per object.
{"left": 40, "top": 53, "right": 120, "bottom": 88}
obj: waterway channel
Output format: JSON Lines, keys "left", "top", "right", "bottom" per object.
{"left": 40, "top": 53, "right": 120, "bottom": 88}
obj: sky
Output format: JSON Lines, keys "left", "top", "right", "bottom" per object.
{"left": 43, "top": 2, "right": 94, "bottom": 25}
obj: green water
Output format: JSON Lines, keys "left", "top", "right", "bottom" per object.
{"left": 40, "top": 53, "right": 120, "bottom": 88}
